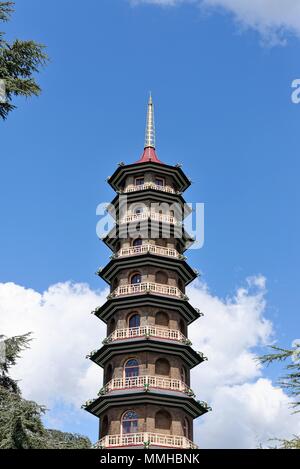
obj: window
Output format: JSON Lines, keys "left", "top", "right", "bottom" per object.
{"left": 155, "top": 271, "right": 168, "bottom": 284}
{"left": 131, "top": 273, "right": 141, "bottom": 285}
{"left": 124, "top": 359, "right": 139, "bottom": 378}
{"left": 155, "top": 410, "right": 171, "bottom": 430}
{"left": 106, "top": 364, "right": 113, "bottom": 384}
{"left": 180, "top": 367, "right": 187, "bottom": 384}
{"left": 155, "top": 358, "right": 170, "bottom": 376}
{"left": 132, "top": 238, "right": 142, "bottom": 247}
{"left": 122, "top": 411, "right": 138, "bottom": 434}
{"left": 179, "top": 319, "right": 185, "bottom": 335}
{"left": 108, "top": 318, "right": 116, "bottom": 335}
{"left": 183, "top": 418, "right": 189, "bottom": 438}
{"left": 155, "top": 177, "right": 165, "bottom": 187}
{"left": 101, "top": 415, "right": 108, "bottom": 437}
{"left": 135, "top": 177, "right": 144, "bottom": 186}
{"left": 155, "top": 311, "right": 169, "bottom": 327}
{"left": 134, "top": 206, "right": 144, "bottom": 215}
{"left": 129, "top": 313, "right": 140, "bottom": 328}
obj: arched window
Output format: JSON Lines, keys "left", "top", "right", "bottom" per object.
{"left": 155, "top": 311, "right": 169, "bottom": 328}
{"left": 122, "top": 411, "right": 138, "bottom": 434}
{"left": 131, "top": 273, "right": 141, "bottom": 285}
{"left": 155, "top": 271, "right": 168, "bottom": 284}
{"left": 178, "top": 278, "right": 184, "bottom": 292}
{"left": 132, "top": 238, "right": 142, "bottom": 247}
{"left": 183, "top": 418, "right": 189, "bottom": 438}
{"left": 134, "top": 206, "right": 144, "bottom": 216}
{"left": 108, "top": 318, "right": 116, "bottom": 335}
{"left": 106, "top": 364, "right": 113, "bottom": 384}
{"left": 180, "top": 367, "right": 187, "bottom": 384}
{"left": 101, "top": 415, "right": 108, "bottom": 438}
{"left": 124, "top": 359, "right": 139, "bottom": 378}
{"left": 128, "top": 313, "right": 140, "bottom": 328}
{"left": 155, "top": 410, "right": 171, "bottom": 430}
{"left": 155, "top": 358, "right": 170, "bottom": 376}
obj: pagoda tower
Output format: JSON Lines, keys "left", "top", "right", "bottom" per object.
{"left": 84, "top": 95, "right": 210, "bottom": 449}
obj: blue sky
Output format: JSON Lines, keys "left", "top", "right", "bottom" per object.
{"left": 1, "top": 0, "right": 300, "bottom": 446}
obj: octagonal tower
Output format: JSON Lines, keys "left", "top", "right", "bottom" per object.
{"left": 84, "top": 95, "right": 210, "bottom": 449}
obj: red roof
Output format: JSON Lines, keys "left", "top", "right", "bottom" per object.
{"left": 136, "top": 147, "right": 163, "bottom": 164}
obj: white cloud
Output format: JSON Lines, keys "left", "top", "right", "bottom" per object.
{"left": 131, "top": 0, "right": 300, "bottom": 45}
{"left": 0, "top": 277, "right": 299, "bottom": 447}
{"left": 0, "top": 282, "right": 107, "bottom": 407}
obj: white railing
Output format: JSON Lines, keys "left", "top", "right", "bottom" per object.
{"left": 96, "top": 432, "right": 197, "bottom": 449}
{"left": 124, "top": 183, "right": 175, "bottom": 194}
{"left": 104, "top": 375, "right": 190, "bottom": 394}
{"left": 107, "top": 325, "right": 187, "bottom": 343}
{"left": 121, "top": 211, "right": 179, "bottom": 225}
{"left": 112, "top": 282, "right": 184, "bottom": 299}
{"left": 117, "top": 244, "right": 179, "bottom": 258}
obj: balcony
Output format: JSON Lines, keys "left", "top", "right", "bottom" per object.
{"left": 117, "top": 244, "right": 180, "bottom": 259}
{"left": 95, "top": 432, "right": 197, "bottom": 449}
{"left": 105, "top": 325, "right": 190, "bottom": 344}
{"left": 120, "top": 211, "right": 180, "bottom": 225}
{"left": 124, "top": 182, "right": 176, "bottom": 194}
{"left": 111, "top": 282, "right": 185, "bottom": 299}
{"left": 101, "top": 375, "right": 192, "bottom": 395}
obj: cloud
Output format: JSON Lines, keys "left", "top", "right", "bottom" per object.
{"left": 0, "top": 282, "right": 107, "bottom": 408}
{"left": 131, "top": 0, "right": 300, "bottom": 45}
{"left": 0, "top": 277, "right": 299, "bottom": 447}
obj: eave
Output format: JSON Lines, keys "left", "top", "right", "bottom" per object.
{"left": 89, "top": 338, "right": 204, "bottom": 369}
{"left": 102, "top": 220, "right": 195, "bottom": 253}
{"left": 93, "top": 294, "right": 201, "bottom": 325}
{"left": 108, "top": 190, "right": 192, "bottom": 220}
{"left": 85, "top": 391, "right": 208, "bottom": 419}
{"left": 98, "top": 253, "right": 198, "bottom": 286}
{"left": 107, "top": 162, "right": 191, "bottom": 193}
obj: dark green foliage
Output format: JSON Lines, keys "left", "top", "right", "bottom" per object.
{"left": 0, "top": 2, "right": 48, "bottom": 119}
{"left": 0, "top": 333, "right": 91, "bottom": 449}
{"left": 0, "top": 332, "right": 32, "bottom": 394}
{"left": 259, "top": 342, "right": 300, "bottom": 449}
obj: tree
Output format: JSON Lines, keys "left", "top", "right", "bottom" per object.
{"left": 259, "top": 341, "right": 300, "bottom": 449}
{"left": 0, "top": 2, "right": 48, "bottom": 119}
{"left": 0, "top": 333, "right": 91, "bottom": 449}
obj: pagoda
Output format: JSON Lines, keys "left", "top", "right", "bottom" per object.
{"left": 84, "top": 95, "right": 210, "bottom": 449}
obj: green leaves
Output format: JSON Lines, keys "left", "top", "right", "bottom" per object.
{"left": 0, "top": 333, "right": 92, "bottom": 449}
{"left": 0, "top": 3, "right": 48, "bottom": 119}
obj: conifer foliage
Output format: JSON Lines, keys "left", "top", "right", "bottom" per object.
{"left": 0, "top": 333, "right": 91, "bottom": 449}
{"left": 0, "top": 2, "right": 48, "bottom": 119}
{"left": 259, "top": 342, "right": 300, "bottom": 449}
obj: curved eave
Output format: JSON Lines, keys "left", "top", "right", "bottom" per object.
{"left": 94, "top": 294, "right": 200, "bottom": 325}
{"left": 98, "top": 253, "right": 197, "bottom": 286}
{"left": 102, "top": 220, "right": 195, "bottom": 253}
{"left": 108, "top": 191, "right": 192, "bottom": 220}
{"left": 108, "top": 162, "right": 191, "bottom": 193}
{"left": 89, "top": 338, "right": 203, "bottom": 369}
{"left": 85, "top": 391, "right": 207, "bottom": 419}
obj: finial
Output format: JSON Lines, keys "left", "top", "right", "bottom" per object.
{"left": 144, "top": 92, "right": 155, "bottom": 149}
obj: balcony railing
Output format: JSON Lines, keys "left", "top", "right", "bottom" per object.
{"left": 102, "top": 375, "right": 191, "bottom": 394}
{"left": 111, "top": 282, "right": 185, "bottom": 299}
{"left": 95, "top": 432, "right": 197, "bottom": 449}
{"left": 106, "top": 325, "right": 189, "bottom": 344}
{"left": 121, "top": 211, "right": 179, "bottom": 225}
{"left": 124, "top": 183, "right": 176, "bottom": 194}
{"left": 117, "top": 243, "right": 180, "bottom": 259}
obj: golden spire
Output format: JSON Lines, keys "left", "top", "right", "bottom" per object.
{"left": 144, "top": 92, "right": 155, "bottom": 149}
